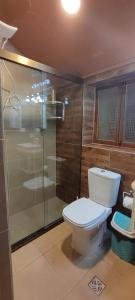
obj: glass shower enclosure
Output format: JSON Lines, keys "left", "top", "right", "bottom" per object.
{"left": 0, "top": 50, "right": 83, "bottom": 247}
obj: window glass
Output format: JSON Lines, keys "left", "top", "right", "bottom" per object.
{"left": 96, "top": 86, "right": 121, "bottom": 142}
{"left": 123, "top": 82, "right": 135, "bottom": 143}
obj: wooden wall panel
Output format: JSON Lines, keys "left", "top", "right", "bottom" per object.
{"left": 81, "top": 146, "right": 110, "bottom": 198}
{"left": 82, "top": 86, "right": 95, "bottom": 145}
{"left": 56, "top": 84, "right": 83, "bottom": 203}
{"left": 81, "top": 145, "right": 135, "bottom": 211}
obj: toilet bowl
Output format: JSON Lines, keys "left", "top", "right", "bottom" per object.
{"left": 62, "top": 167, "right": 121, "bottom": 256}
{"left": 63, "top": 197, "right": 112, "bottom": 256}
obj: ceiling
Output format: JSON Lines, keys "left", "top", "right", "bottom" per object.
{"left": 0, "top": 0, "right": 135, "bottom": 78}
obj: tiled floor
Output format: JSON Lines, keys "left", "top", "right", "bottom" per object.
{"left": 12, "top": 222, "right": 135, "bottom": 300}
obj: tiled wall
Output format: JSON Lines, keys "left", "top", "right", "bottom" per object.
{"left": 56, "top": 84, "right": 83, "bottom": 203}
{"left": 0, "top": 87, "right": 13, "bottom": 300}
{"left": 81, "top": 85, "right": 135, "bottom": 211}
{"left": 82, "top": 86, "right": 95, "bottom": 145}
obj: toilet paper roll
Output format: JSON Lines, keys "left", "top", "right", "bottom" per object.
{"left": 123, "top": 196, "right": 133, "bottom": 210}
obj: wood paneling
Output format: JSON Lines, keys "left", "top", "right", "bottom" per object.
{"left": 82, "top": 86, "right": 95, "bottom": 145}
{"left": 56, "top": 84, "right": 83, "bottom": 203}
{"left": 0, "top": 230, "right": 13, "bottom": 300}
{"left": 81, "top": 146, "right": 110, "bottom": 197}
{"left": 110, "top": 151, "right": 135, "bottom": 173}
{"left": 81, "top": 145, "right": 135, "bottom": 211}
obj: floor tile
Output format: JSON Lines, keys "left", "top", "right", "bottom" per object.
{"left": 103, "top": 249, "right": 135, "bottom": 277}
{"left": 12, "top": 222, "right": 71, "bottom": 274}
{"left": 63, "top": 249, "right": 135, "bottom": 300}
{"left": 12, "top": 222, "right": 135, "bottom": 300}
{"left": 44, "top": 233, "right": 98, "bottom": 294}
{"left": 12, "top": 242, "right": 42, "bottom": 274}
{"left": 44, "top": 221, "right": 72, "bottom": 245}
{"left": 13, "top": 255, "right": 72, "bottom": 300}
{"left": 32, "top": 232, "right": 54, "bottom": 255}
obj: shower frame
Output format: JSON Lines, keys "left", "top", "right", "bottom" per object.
{"left": 0, "top": 50, "right": 83, "bottom": 83}
{"left": 0, "top": 49, "right": 83, "bottom": 251}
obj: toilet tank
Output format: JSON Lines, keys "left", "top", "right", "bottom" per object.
{"left": 88, "top": 167, "right": 121, "bottom": 208}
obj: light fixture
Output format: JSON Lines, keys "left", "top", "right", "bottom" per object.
{"left": 61, "top": 0, "right": 80, "bottom": 15}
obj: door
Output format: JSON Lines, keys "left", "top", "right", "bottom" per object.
{"left": 2, "top": 60, "right": 45, "bottom": 244}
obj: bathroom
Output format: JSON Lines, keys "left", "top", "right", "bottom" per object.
{"left": 0, "top": 0, "right": 135, "bottom": 299}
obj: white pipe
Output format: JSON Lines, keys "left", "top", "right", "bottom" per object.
{"left": 0, "top": 20, "right": 17, "bottom": 49}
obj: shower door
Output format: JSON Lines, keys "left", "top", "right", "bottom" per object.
{"left": 1, "top": 54, "right": 83, "bottom": 247}
{"left": 2, "top": 60, "right": 47, "bottom": 245}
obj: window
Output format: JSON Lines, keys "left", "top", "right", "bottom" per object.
{"left": 94, "top": 81, "right": 135, "bottom": 148}
{"left": 123, "top": 82, "right": 135, "bottom": 144}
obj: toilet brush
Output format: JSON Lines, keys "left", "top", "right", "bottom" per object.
{"left": 131, "top": 181, "right": 135, "bottom": 232}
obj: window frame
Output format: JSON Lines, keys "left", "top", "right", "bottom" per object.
{"left": 120, "top": 81, "right": 135, "bottom": 148}
{"left": 93, "top": 80, "right": 135, "bottom": 149}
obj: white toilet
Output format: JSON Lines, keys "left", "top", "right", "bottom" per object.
{"left": 62, "top": 167, "right": 121, "bottom": 256}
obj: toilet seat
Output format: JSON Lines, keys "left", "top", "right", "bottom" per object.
{"left": 63, "top": 197, "right": 112, "bottom": 229}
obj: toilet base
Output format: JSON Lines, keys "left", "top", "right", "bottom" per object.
{"left": 70, "top": 222, "right": 106, "bottom": 256}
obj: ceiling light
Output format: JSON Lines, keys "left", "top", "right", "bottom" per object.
{"left": 61, "top": 0, "right": 80, "bottom": 15}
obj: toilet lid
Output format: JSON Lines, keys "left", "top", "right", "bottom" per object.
{"left": 63, "top": 197, "right": 109, "bottom": 227}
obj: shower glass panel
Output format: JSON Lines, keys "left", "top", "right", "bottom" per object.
{"left": 1, "top": 54, "right": 83, "bottom": 246}
{"left": 2, "top": 61, "right": 45, "bottom": 244}
{"left": 42, "top": 74, "right": 83, "bottom": 225}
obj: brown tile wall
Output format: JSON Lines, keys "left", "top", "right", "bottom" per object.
{"left": 81, "top": 85, "right": 135, "bottom": 213}
{"left": 82, "top": 85, "right": 95, "bottom": 145}
{"left": 81, "top": 145, "right": 135, "bottom": 209}
{"left": 0, "top": 85, "right": 13, "bottom": 300}
{"left": 56, "top": 84, "right": 83, "bottom": 203}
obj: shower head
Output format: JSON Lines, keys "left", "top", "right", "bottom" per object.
{"left": 0, "top": 20, "right": 18, "bottom": 49}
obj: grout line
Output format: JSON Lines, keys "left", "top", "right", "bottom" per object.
{"left": 12, "top": 251, "right": 44, "bottom": 275}
{"left": 12, "top": 224, "right": 71, "bottom": 275}
{"left": 12, "top": 239, "right": 55, "bottom": 274}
